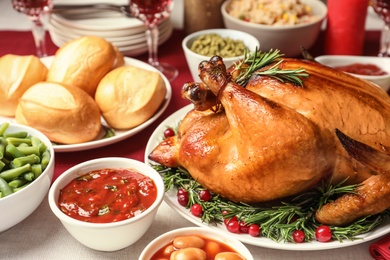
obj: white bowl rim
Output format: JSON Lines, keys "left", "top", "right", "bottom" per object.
{"left": 182, "top": 28, "right": 260, "bottom": 62}
{"left": 139, "top": 226, "right": 254, "bottom": 259}
{"left": 0, "top": 122, "right": 55, "bottom": 200}
{"left": 316, "top": 55, "right": 390, "bottom": 79}
{"left": 221, "top": 0, "right": 328, "bottom": 30}
{"left": 48, "top": 157, "right": 164, "bottom": 228}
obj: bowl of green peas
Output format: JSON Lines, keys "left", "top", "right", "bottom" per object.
{"left": 0, "top": 122, "right": 54, "bottom": 232}
{"left": 182, "top": 28, "right": 260, "bottom": 82}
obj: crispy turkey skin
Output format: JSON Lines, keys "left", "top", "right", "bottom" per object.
{"left": 149, "top": 55, "right": 390, "bottom": 226}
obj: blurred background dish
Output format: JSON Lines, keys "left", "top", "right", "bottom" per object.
{"left": 48, "top": 11, "right": 173, "bottom": 56}
{"left": 316, "top": 55, "right": 390, "bottom": 92}
{"left": 182, "top": 28, "right": 260, "bottom": 82}
{"left": 221, "top": 0, "right": 327, "bottom": 57}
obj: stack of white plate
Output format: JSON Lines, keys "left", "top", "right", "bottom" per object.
{"left": 48, "top": 10, "right": 173, "bottom": 56}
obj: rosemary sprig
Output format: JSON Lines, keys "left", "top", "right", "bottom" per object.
{"left": 233, "top": 49, "right": 309, "bottom": 87}
{"left": 152, "top": 164, "right": 389, "bottom": 243}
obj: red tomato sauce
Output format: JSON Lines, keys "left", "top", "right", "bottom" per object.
{"left": 58, "top": 168, "right": 157, "bottom": 223}
{"left": 334, "top": 63, "right": 388, "bottom": 76}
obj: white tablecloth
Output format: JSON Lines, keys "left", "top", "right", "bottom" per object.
{"left": 0, "top": 196, "right": 377, "bottom": 260}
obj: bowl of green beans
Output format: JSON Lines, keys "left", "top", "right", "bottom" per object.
{"left": 182, "top": 29, "right": 260, "bottom": 82}
{"left": 0, "top": 122, "right": 54, "bottom": 232}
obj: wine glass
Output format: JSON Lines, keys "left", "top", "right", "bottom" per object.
{"left": 371, "top": 0, "right": 390, "bottom": 57}
{"left": 129, "top": 0, "right": 178, "bottom": 81}
{"left": 11, "top": 0, "right": 53, "bottom": 58}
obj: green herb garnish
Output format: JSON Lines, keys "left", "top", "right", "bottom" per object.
{"left": 152, "top": 164, "right": 389, "bottom": 243}
{"left": 233, "top": 49, "right": 309, "bottom": 87}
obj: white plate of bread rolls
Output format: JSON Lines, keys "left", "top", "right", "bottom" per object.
{"left": 0, "top": 36, "right": 172, "bottom": 152}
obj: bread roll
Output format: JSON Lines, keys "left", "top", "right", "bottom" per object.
{"left": 0, "top": 54, "right": 47, "bottom": 117}
{"left": 112, "top": 45, "right": 125, "bottom": 69}
{"left": 95, "top": 66, "right": 166, "bottom": 129}
{"left": 47, "top": 36, "right": 116, "bottom": 97}
{"left": 15, "top": 82, "right": 101, "bottom": 144}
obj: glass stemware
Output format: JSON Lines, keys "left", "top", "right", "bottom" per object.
{"left": 129, "top": 0, "right": 178, "bottom": 81}
{"left": 11, "top": 0, "right": 53, "bottom": 58}
{"left": 371, "top": 0, "right": 390, "bottom": 57}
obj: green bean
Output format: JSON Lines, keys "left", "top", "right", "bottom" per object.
{"left": 23, "top": 172, "right": 35, "bottom": 182}
{"left": 0, "top": 125, "right": 51, "bottom": 198}
{"left": 0, "top": 176, "right": 13, "bottom": 197}
{"left": 5, "top": 144, "right": 25, "bottom": 158}
{"left": 41, "top": 150, "right": 50, "bottom": 170}
{"left": 0, "top": 137, "right": 7, "bottom": 159}
{"left": 13, "top": 154, "right": 40, "bottom": 167}
{"left": 0, "top": 123, "right": 9, "bottom": 136}
{"left": 0, "top": 163, "right": 31, "bottom": 182}
{"left": 31, "top": 136, "right": 47, "bottom": 153}
{"left": 16, "top": 146, "right": 40, "bottom": 156}
{"left": 13, "top": 182, "right": 30, "bottom": 192}
{"left": 31, "top": 164, "right": 42, "bottom": 179}
{"left": 8, "top": 178, "right": 28, "bottom": 188}
{"left": 3, "top": 131, "right": 28, "bottom": 138}
{"left": 6, "top": 137, "right": 32, "bottom": 146}
{"left": 31, "top": 136, "right": 41, "bottom": 147}
{"left": 0, "top": 160, "right": 5, "bottom": 172}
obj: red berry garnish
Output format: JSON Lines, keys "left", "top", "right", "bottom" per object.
{"left": 226, "top": 218, "right": 239, "bottom": 233}
{"left": 163, "top": 128, "right": 175, "bottom": 138}
{"left": 315, "top": 225, "right": 332, "bottom": 242}
{"left": 177, "top": 188, "right": 187, "bottom": 196}
{"left": 292, "top": 230, "right": 305, "bottom": 243}
{"left": 191, "top": 204, "right": 203, "bottom": 217}
{"left": 239, "top": 221, "right": 249, "bottom": 233}
{"left": 198, "top": 189, "right": 212, "bottom": 202}
{"left": 177, "top": 188, "right": 189, "bottom": 207}
{"left": 223, "top": 215, "right": 238, "bottom": 225}
{"left": 248, "top": 224, "right": 261, "bottom": 237}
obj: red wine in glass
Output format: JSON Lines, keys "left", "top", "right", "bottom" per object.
{"left": 371, "top": 0, "right": 390, "bottom": 56}
{"left": 129, "top": 0, "right": 178, "bottom": 81}
{"left": 12, "top": 0, "right": 53, "bottom": 57}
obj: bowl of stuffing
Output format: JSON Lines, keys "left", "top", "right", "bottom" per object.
{"left": 221, "top": 0, "right": 327, "bottom": 57}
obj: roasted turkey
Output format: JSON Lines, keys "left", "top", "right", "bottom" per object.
{"left": 149, "top": 54, "right": 390, "bottom": 226}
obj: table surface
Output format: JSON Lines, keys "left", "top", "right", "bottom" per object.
{"left": 1, "top": 2, "right": 389, "bottom": 259}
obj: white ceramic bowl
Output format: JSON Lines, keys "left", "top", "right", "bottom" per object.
{"left": 48, "top": 157, "right": 165, "bottom": 251}
{"left": 0, "top": 123, "right": 55, "bottom": 232}
{"left": 315, "top": 55, "right": 390, "bottom": 92}
{"left": 221, "top": 0, "right": 327, "bottom": 57}
{"left": 139, "top": 227, "right": 254, "bottom": 260}
{"left": 182, "top": 28, "right": 260, "bottom": 82}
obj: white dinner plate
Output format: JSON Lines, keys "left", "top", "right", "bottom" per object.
{"left": 0, "top": 56, "right": 172, "bottom": 153}
{"left": 50, "top": 12, "right": 144, "bottom": 32}
{"left": 49, "top": 14, "right": 171, "bottom": 38}
{"left": 144, "top": 104, "right": 390, "bottom": 251}
{"left": 49, "top": 19, "right": 172, "bottom": 48}
{"left": 48, "top": 16, "right": 145, "bottom": 38}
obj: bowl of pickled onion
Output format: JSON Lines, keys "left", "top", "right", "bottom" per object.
{"left": 48, "top": 157, "right": 164, "bottom": 251}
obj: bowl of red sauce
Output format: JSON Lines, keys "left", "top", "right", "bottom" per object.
{"left": 48, "top": 157, "right": 164, "bottom": 251}
{"left": 316, "top": 55, "right": 390, "bottom": 92}
{"left": 139, "top": 227, "right": 254, "bottom": 260}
